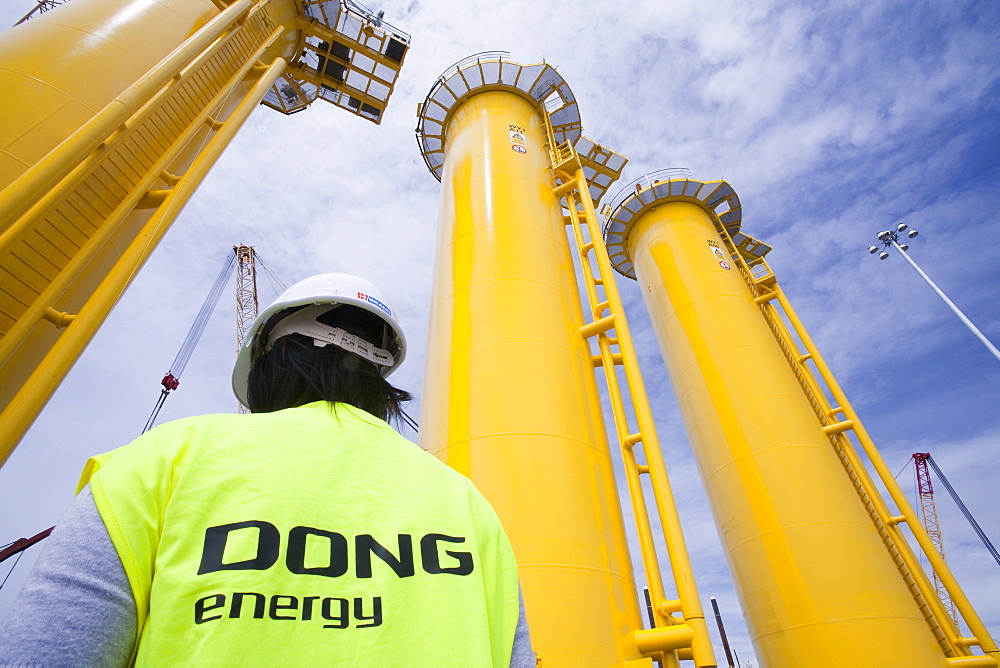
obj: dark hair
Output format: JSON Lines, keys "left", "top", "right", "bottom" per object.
{"left": 246, "top": 332, "right": 411, "bottom": 423}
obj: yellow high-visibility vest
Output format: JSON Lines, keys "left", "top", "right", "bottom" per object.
{"left": 79, "top": 402, "right": 520, "bottom": 666}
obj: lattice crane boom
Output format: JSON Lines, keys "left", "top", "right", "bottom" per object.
{"left": 234, "top": 245, "right": 259, "bottom": 413}
{"left": 914, "top": 452, "right": 959, "bottom": 621}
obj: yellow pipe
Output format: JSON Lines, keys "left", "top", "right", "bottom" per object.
{"left": 419, "top": 88, "right": 642, "bottom": 665}
{"left": 624, "top": 199, "right": 949, "bottom": 666}
{"left": 0, "top": 56, "right": 287, "bottom": 466}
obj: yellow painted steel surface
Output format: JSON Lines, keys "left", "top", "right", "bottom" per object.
{"left": 623, "top": 200, "right": 949, "bottom": 666}
{"left": 419, "top": 88, "right": 643, "bottom": 665}
{"left": 0, "top": 0, "right": 302, "bottom": 463}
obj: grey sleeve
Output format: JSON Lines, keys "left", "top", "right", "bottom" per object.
{"left": 0, "top": 485, "right": 137, "bottom": 667}
{"left": 509, "top": 586, "right": 534, "bottom": 667}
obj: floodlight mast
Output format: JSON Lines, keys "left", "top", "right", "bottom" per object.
{"left": 871, "top": 226, "right": 1000, "bottom": 364}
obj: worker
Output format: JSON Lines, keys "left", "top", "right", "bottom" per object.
{"left": 0, "top": 273, "right": 532, "bottom": 666}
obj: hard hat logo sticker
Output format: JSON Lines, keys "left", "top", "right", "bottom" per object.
{"left": 357, "top": 292, "right": 392, "bottom": 317}
{"left": 511, "top": 145, "right": 527, "bottom": 154}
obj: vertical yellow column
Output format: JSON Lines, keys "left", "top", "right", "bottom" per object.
{"left": 419, "top": 84, "right": 643, "bottom": 663}
{"left": 623, "top": 198, "right": 946, "bottom": 666}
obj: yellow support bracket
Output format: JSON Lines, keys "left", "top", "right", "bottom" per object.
{"left": 42, "top": 307, "right": 76, "bottom": 329}
{"left": 138, "top": 190, "right": 171, "bottom": 209}
{"left": 635, "top": 625, "right": 696, "bottom": 654}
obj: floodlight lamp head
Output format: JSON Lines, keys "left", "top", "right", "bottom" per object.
{"left": 868, "top": 245, "right": 879, "bottom": 254}
{"left": 900, "top": 244, "right": 909, "bottom": 251}
{"left": 877, "top": 230, "right": 892, "bottom": 242}
{"left": 897, "top": 223, "right": 908, "bottom": 232}
{"left": 908, "top": 229, "right": 918, "bottom": 238}
{"left": 879, "top": 252, "right": 889, "bottom": 260}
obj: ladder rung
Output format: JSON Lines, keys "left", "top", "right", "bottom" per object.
{"left": 822, "top": 420, "right": 854, "bottom": 435}
{"left": 635, "top": 624, "right": 695, "bottom": 654}
{"left": 754, "top": 292, "right": 777, "bottom": 304}
{"left": 553, "top": 180, "right": 576, "bottom": 198}
{"left": 636, "top": 464, "right": 649, "bottom": 474}
{"left": 594, "top": 300, "right": 610, "bottom": 315}
{"left": 592, "top": 353, "right": 623, "bottom": 367}
{"left": 797, "top": 352, "right": 813, "bottom": 362}
{"left": 624, "top": 432, "right": 642, "bottom": 447}
{"left": 581, "top": 241, "right": 594, "bottom": 254}
{"left": 580, "top": 314, "right": 615, "bottom": 339}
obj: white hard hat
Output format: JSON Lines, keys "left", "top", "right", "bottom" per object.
{"left": 232, "top": 273, "right": 406, "bottom": 406}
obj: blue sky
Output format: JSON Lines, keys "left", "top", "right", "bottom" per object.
{"left": 1, "top": 0, "right": 998, "bottom": 664}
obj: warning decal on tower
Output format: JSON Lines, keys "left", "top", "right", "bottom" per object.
{"left": 509, "top": 130, "right": 527, "bottom": 154}
{"left": 709, "top": 240, "right": 729, "bottom": 268}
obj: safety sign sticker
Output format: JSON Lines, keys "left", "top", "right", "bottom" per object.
{"left": 509, "top": 125, "right": 527, "bottom": 154}
{"left": 719, "top": 261, "right": 731, "bottom": 270}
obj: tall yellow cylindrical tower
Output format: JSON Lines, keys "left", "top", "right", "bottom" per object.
{"left": 603, "top": 173, "right": 949, "bottom": 666}
{"left": 416, "top": 54, "right": 644, "bottom": 665}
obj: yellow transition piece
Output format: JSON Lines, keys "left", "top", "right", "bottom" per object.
{"left": 418, "top": 84, "right": 644, "bottom": 664}
{"left": 623, "top": 198, "right": 954, "bottom": 666}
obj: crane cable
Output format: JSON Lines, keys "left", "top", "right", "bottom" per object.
{"left": 926, "top": 454, "right": 1000, "bottom": 567}
{"left": 142, "top": 250, "right": 238, "bottom": 433}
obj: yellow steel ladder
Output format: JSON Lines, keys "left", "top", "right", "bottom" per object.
{"left": 723, "top": 233, "right": 999, "bottom": 667}
{"left": 542, "top": 117, "right": 717, "bottom": 668}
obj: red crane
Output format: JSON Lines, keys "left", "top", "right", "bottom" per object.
{"left": 912, "top": 452, "right": 958, "bottom": 621}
